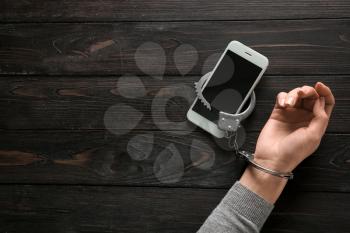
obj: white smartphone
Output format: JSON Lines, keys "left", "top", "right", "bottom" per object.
{"left": 187, "top": 41, "right": 269, "bottom": 138}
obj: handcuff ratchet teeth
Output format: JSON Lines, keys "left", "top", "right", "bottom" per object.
{"left": 194, "top": 72, "right": 211, "bottom": 111}
{"left": 195, "top": 71, "right": 256, "bottom": 134}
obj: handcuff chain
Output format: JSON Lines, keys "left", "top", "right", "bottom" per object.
{"left": 225, "top": 130, "right": 293, "bottom": 180}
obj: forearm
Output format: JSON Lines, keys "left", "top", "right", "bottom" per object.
{"left": 197, "top": 180, "right": 274, "bottom": 233}
{"left": 198, "top": 164, "right": 287, "bottom": 233}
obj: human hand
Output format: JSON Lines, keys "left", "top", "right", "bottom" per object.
{"left": 254, "top": 82, "right": 335, "bottom": 172}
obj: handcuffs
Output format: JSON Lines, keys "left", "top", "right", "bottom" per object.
{"left": 195, "top": 72, "right": 293, "bottom": 180}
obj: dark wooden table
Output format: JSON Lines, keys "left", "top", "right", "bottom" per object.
{"left": 1, "top": 1, "right": 350, "bottom": 232}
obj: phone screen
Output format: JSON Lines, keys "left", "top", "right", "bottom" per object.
{"left": 192, "top": 50, "right": 262, "bottom": 122}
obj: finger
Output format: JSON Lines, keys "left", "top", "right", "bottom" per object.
{"left": 284, "top": 87, "right": 301, "bottom": 107}
{"left": 275, "top": 92, "right": 288, "bottom": 108}
{"left": 285, "top": 86, "right": 319, "bottom": 109}
{"left": 299, "top": 85, "right": 319, "bottom": 99}
{"left": 309, "top": 97, "right": 328, "bottom": 136}
{"left": 302, "top": 98, "right": 317, "bottom": 111}
{"left": 299, "top": 86, "right": 319, "bottom": 111}
{"left": 315, "top": 82, "right": 335, "bottom": 117}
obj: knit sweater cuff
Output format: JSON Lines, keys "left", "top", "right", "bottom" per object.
{"left": 222, "top": 181, "right": 274, "bottom": 230}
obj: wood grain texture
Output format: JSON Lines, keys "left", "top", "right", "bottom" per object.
{"left": 1, "top": 0, "right": 350, "bottom": 231}
{"left": 1, "top": 0, "right": 350, "bottom": 22}
{"left": 1, "top": 20, "right": 350, "bottom": 75}
{"left": 0, "top": 129, "right": 349, "bottom": 192}
{"left": 0, "top": 75, "right": 348, "bottom": 132}
{"left": 0, "top": 185, "right": 349, "bottom": 233}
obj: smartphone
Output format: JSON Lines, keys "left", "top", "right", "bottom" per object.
{"left": 187, "top": 41, "right": 269, "bottom": 138}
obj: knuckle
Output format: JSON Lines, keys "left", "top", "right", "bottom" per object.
{"left": 291, "top": 88, "right": 300, "bottom": 96}
{"left": 296, "top": 87, "right": 303, "bottom": 94}
{"left": 277, "top": 92, "right": 286, "bottom": 99}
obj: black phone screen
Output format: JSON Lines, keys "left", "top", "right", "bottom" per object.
{"left": 192, "top": 50, "right": 262, "bottom": 122}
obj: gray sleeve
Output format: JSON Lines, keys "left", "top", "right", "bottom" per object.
{"left": 197, "top": 181, "right": 274, "bottom": 233}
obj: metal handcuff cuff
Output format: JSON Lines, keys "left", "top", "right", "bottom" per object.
{"left": 195, "top": 72, "right": 293, "bottom": 180}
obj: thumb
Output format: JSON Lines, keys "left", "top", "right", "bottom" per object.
{"left": 309, "top": 97, "right": 328, "bottom": 136}
{"left": 314, "top": 97, "right": 325, "bottom": 115}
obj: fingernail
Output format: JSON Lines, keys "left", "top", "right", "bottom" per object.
{"left": 287, "top": 96, "right": 294, "bottom": 106}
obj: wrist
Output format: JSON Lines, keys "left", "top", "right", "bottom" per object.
{"left": 253, "top": 151, "right": 296, "bottom": 172}
{"left": 240, "top": 164, "right": 288, "bottom": 204}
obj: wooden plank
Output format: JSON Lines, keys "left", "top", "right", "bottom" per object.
{"left": 1, "top": 0, "right": 350, "bottom": 22}
{"left": 264, "top": 190, "right": 350, "bottom": 232}
{"left": 0, "top": 185, "right": 349, "bottom": 232}
{"left": 0, "top": 75, "right": 348, "bottom": 132}
{"left": 0, "top": 129, "right": 349, "bottom": 192}
{"left": 1, "top": 20, "right": 350, "bottom": 75}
